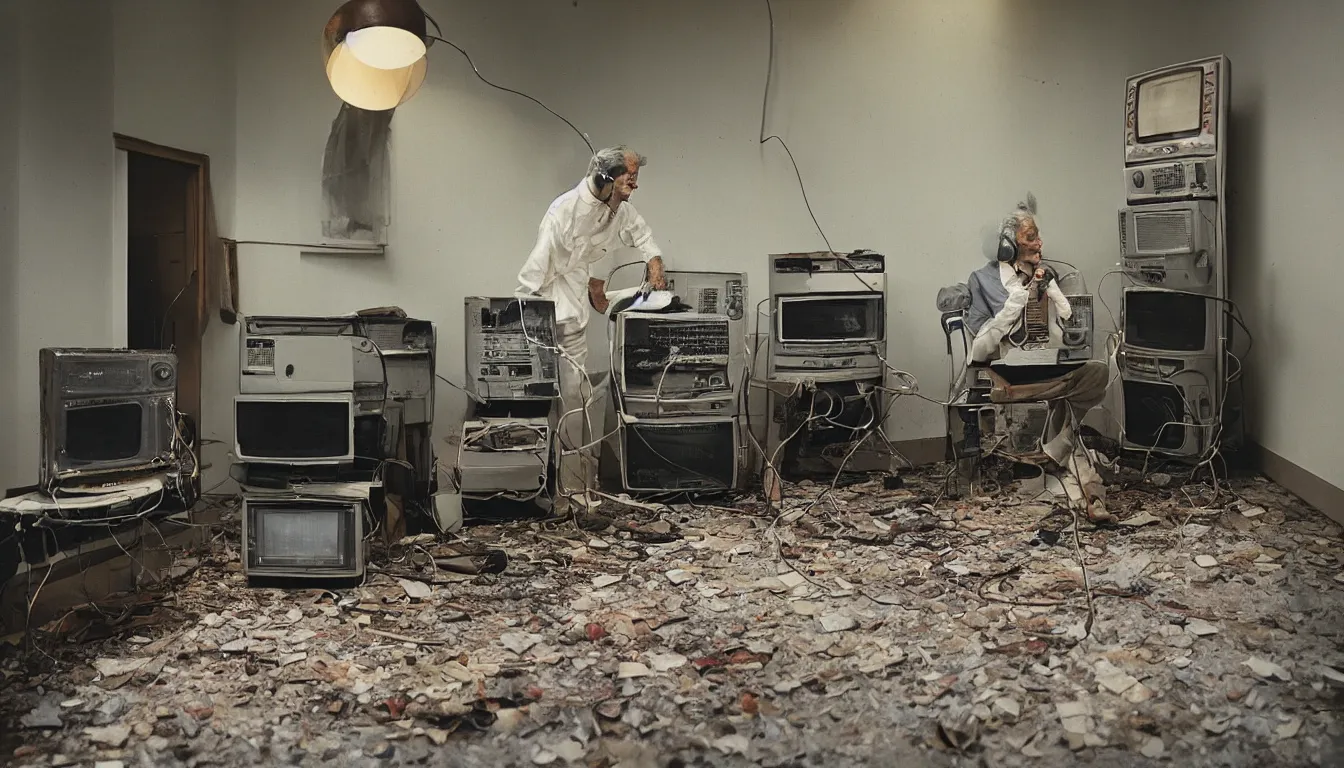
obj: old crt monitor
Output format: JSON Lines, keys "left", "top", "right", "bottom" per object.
{"left": 234, "top": 393, "right": 356, "bottom": 465}
{"left": 243, "top": 496, "right": 366, "bottom": 580}
{"left": 39, "top": 348, "right": 180, "bottom": 488}
{"left": 1123, "top": 56, "right": 1228, "bottom": 202}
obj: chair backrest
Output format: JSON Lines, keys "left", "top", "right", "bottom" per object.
{"left": 941, "top": 311, "right": 966, "bottom": 356}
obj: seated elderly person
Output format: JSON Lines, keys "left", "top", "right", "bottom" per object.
{"left": 962, "top": 194, "right": 1113, "bottom": 523}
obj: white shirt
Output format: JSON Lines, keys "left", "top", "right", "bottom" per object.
{"left": 516, "top": 179, "right": 663, "bottom": 329}
{"left": 970, "top": 262, "right": 1073, "bottom": 363}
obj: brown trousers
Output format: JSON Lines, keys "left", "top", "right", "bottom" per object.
{"left": 986, "top": 360, "right": 1110, "bottom": 498}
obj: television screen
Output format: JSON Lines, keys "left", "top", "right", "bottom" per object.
{"left": 625, "top": 421, "right": 735, "bottom": 490}
{"left": 65, "top": 402, "right": 143, "bottom": 461}
{"left": 1137, "top": 68, "right": 1203, "bottom": 141}
{"left": 1124, "top": 291, "right": 1207, "bottom": 352}
{"left": 1124, "top": 380, "right": 1187, "bottom": 450}
{"left": 779, "top": 295, "right": 882, "bottom": 343}
{"left": 248, "top": 502, "right": 355, "bottom": 569}
{"left": 236, "top": 399, "right": 351, "bottom": 460}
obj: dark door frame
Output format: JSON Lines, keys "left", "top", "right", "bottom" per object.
{"left": 113, "top": 133, "right": 210, "bottom": 432}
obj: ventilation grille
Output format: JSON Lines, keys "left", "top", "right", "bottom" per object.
{"left": 363, "top": 323, "right": 404, "bottom": 351}
{"left": 1118, "top": 211, "right": 1128, "bottom": 254}
{"left": 1063, "top": 295, "right": 1093, "bottom": 330}
{"left": 1133, "top": 210, "right": 1193, "bottom": 253}
{"left": 1152, "top": 164, "right": 1186, "bottom": 193}
{"left": 246, "top": 344, "right": 275, "bottom": 372}
{"left": 697, "top": 288, "right": 720, "bottom": 315}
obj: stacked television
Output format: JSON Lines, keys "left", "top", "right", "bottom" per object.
{"left": 611, "top": 272, "right": 749, "bottom": 493}
{"left": 1117, "top": 56, "right": 1234, "bottom": 461}
{"left": 765, "top": 252, "right": 889, "bottom": 479}
{"left": 235, "top": 312, "right": 437, "bottom": 581}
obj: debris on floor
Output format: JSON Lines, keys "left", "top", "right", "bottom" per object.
{"left": 3, "top": 464, "right": 1343, "bottom": 767}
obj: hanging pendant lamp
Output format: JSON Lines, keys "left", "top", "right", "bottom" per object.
{"left": 323, "top": 0, "right": 431, "bottom": 111}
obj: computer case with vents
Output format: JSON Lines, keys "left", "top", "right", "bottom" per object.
{"left": 663, "top": 271, "right": 747, "bottom": 321}
{"left": 457, "top": 417, "right": 552, "bottom": 497}
{"left": 975, "top": 402, "right": 1052, "bottom": 457}
{"left": 1118, "top": 201, "right": 1222, "bottom": 293}
{"left": 1116, "top": 353, "right": 1221, "bottom": 459}
{"left": 464, "top": 297, "right": 560, "bottom": 403}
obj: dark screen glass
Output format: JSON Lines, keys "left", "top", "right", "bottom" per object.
{"left": 780, "top": 297, "right": 881, "bottom": 342}
{"left": 1125, "top": 291, "right": 1207, "bottom": 351}
{"left": 65, "top": 402, "right": 143, "bottom": 461}
{"left": 1123, "top": 380, "right": 1187, "bottom": 450}
{"left": 625, "top": 422, "right": 735, "bottom": 490}
{"left": 236, "top": 400, "right": 350, "bottom": 459}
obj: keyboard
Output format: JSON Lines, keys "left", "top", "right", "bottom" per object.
{"left": 998, "top": 346, "right": 1064, "bottom": 367}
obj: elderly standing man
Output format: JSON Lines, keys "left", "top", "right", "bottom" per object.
{"left": 516, "top": 145, "right": 667, "bottom": 515}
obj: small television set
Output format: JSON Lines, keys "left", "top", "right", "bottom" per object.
{"left": 767, "top": 251, "right": 887, "bottom": 383}
{"left": 1122, "top": 289, "right": 1219, "bottom": 355}
{"left": 243, "top": 496, "right": 365, "bottom": 579}
{"left": 234, "top": 393, "right": 355, "bottom": 465}
{"left": 776, "top": 294, "right": 884, "bottom": 344}
{"left": 1123, "top": 56, "right": 1227, "bottom": 166}
{"left": 621, "top": 417, "right": 739, "bottom": 493}
{"left": 39, "top": 348, "right": 180, "bottom": 488}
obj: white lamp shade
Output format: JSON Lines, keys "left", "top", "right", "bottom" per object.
{"left": 326, "top": 41, "right": 427, "bottom": 111}
{"left": 344, "top": 25, "right": 427, "bottom": 70}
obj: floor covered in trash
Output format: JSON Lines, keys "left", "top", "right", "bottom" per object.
{"left": 3, "top": 463, "right": 1343, "bottom": 768}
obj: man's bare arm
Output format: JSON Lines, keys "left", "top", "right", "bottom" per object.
{"left": 645, "top": 255, "right": 666, "bottom": 289}
{"left": 588, "top": 278, "right": 609, "bottom": 313}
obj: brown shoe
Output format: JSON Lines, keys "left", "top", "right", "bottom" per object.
{"left": 1083, "top": 482, "right": 1114, "bottom": 524}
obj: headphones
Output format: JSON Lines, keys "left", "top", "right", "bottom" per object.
{"left": 594, "top": 168, "right": 616, "bottom": 190}
{"left": 996, "top": 226, "right": 1018, "bottom": 263}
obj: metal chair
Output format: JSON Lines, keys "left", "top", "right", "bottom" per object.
{"left": 939, "top": 309, "right": 1056, "bottom": 498}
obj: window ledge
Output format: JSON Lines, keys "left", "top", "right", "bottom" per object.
{"left": 301, "top": 240, "right": 387, "bottom": 257}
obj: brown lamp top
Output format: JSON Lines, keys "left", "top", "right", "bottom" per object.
{"left": 322, "top": 0, "right": 427, "bottom": 60}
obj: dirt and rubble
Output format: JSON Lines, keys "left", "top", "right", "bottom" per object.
{"left": 3, "top": 464, "right": 1343, "bottom": 767}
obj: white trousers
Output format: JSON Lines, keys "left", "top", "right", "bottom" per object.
{"left": 554, "top": 322, "right": 596, "bottom": 505}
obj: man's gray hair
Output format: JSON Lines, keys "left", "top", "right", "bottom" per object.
{"left": 588, "top": 145, "right": 647, "bottom": 179}
{"left": 999, "top": 192, "right": 1039, "bottom": 239}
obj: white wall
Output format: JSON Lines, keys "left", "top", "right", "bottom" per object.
{"left": 0, "top": 0, "right": 237, "bottom": 493}
{"left": 1, "top": 0, "right": 116, "bottom": 491}
{"left": 0, "top": 0, "right": 18, "bottom": 490}
{"left": 9, "top": 0, "right": 1334, "bottom": 496}
{"left": 215, "top": 0, "right": 1217, "bottom": 489}
{"left": 1209, "top": 1, "right": 1344, "bottom": 493}
{"left": 111, "top": 0, "right": 238, "bottom": 494}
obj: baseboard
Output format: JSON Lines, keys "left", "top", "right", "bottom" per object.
{"left": 1249, "top": 442, "right": 1344, "bottom": 525}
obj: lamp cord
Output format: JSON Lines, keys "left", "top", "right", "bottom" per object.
{"left": 758, "top": 0, "right": 836, "bottom": 257}
{"left": 425, "top": 34, "right": 594, "bottom": 155}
